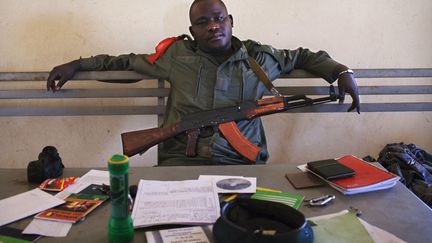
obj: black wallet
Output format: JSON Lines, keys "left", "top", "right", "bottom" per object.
{"left": 307, "top": 159, "right": 355, "bottom": 180}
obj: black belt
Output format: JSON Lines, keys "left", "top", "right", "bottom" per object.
{"left": 213, "top": 198, "right": 313, "bottom": 243}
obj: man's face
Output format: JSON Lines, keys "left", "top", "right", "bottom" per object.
{"left": 189, "top": 0, "right": 233, "bottom": 54}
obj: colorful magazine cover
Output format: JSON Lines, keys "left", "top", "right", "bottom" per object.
{"left": 35, "top": 193, "right": 108, "bottom": 223}
{"left": 38, "top": 176, "right": 78, "bottom": 192}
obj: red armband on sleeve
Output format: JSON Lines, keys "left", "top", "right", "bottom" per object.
{"left": 147, "top": 36, "right": 179, "bottom": 64}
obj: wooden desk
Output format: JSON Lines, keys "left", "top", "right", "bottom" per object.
{"left": 1, "top": 165, "right": 431, "bottom": 242}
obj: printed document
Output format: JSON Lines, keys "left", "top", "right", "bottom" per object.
{"left": 146, "top": 225, "right": 214, "bottom": 243}
{"left": 132, "top": 179, "right": 220, "bottom": 228}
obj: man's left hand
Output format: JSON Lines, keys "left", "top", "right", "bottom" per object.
{"left": 337, "top": 73, "right": 360, "bottom": 113}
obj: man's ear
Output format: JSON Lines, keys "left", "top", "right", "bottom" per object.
{"left": 229, "top": 14, "right": 233, "bottom": 27}
{"left": 189, "top": 26, "right": 195, "bottom": 39}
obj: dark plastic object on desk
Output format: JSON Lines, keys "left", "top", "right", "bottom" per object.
{"left": 27, "top": 146, "right": 64, "bottom": 184}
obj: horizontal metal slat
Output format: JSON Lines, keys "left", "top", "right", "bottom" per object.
{"left": 273, "top": 85, "right": 432, "bottom": 95}
{"left": 0, "top": 88, "right": 170, "bottom": 99}
{"left": 2, "top": 85, "right": 430, "bottom": 99}
{"left": 279, "top": 68, "right": 432, "bottom": 79}
{"left": 0, "top": 71, "right": 155, "bottom": 81}
{"left": 285, "top": 102, "right": 432, "bottom": 113}
{"left": 0, "top": 106, "right": 165, "bottom": 117}
{"left": 351, "top": 68, "right": 432, "bottom": 78}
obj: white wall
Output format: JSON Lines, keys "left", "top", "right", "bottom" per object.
{"left": 1, "top": 0, "right": 431, "bottom": 168}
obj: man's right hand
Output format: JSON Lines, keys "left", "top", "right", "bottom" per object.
{"left": 46, "top": 60, "right": 80, "bottom": 92}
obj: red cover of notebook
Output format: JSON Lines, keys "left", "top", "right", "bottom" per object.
{"left": 331, "top": 155, "right": 398, "bottom": 189}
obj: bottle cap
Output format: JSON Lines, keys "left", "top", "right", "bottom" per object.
{"left": 108, "top": 154, "right": 129, "bottom": 164}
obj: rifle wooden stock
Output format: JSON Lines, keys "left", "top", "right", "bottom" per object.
{"left": 121, "top": 124, "right": 181, "bottom": 157}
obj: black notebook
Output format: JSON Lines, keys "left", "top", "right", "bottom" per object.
{"left": 307, "top": 159, "right": 355, "bottom": 180}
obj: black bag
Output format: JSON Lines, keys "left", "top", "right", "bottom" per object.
{"left": 378, "top": 142, "right": 432, "bottom": 207}
{"left": 27, "top": 146, "right": 65, "bottom": 184}
{"left": 213, "top": 198, "right": 313, "bottom": 243}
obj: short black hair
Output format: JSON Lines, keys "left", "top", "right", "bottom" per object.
{"left": 189, "top": 0, "right": 228, "bottom": 23}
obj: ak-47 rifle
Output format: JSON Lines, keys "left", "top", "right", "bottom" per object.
{"left": 121, "top": 86, "right": 338, "bottom": 162}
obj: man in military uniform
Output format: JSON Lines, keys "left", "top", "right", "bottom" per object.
{"left": 47, "top": 0, "right": 360, "bottom": 166}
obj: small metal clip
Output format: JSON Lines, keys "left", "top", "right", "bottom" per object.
{"left": 307, "top": 194, "right": 336, "bottom": 207}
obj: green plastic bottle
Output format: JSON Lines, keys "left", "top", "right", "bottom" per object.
{"left": 107, "top": 154, "right": 134, "bottom": 243}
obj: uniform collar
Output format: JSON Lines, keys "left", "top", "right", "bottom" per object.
{"left": 190, "top": 36, "right": 249, "bottom": 64}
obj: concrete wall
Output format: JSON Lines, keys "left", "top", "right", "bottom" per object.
{"left": 1, "top": 0, "right": 431, "bottom": 168}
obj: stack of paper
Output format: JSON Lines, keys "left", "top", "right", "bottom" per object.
{"left": 306, "top": 155, "right": 400, "bottom": 195}
{"left": 132, "top": 179, "right": 220, "bottom": 228}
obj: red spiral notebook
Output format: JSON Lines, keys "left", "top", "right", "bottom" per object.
{"left": 307, "top": 155, "right": 399, "bottom": 195}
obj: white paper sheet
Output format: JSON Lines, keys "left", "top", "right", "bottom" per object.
{"left": 132, "top": 179, "right": 220, "bottom": 228}
{"left": 358, "top": 218, "right": 406, "bottom": 243}
{"left": 0, "top": 188, "right": 65, "bottom": 227}
{"left": 146, "top": 225, "right": 213, "bottom": 243}
{"left": 76, "top": 169, "right": 110, "bottom": 185}
{"left": 23, "top": 218, "right": 72, "bottom": 237}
